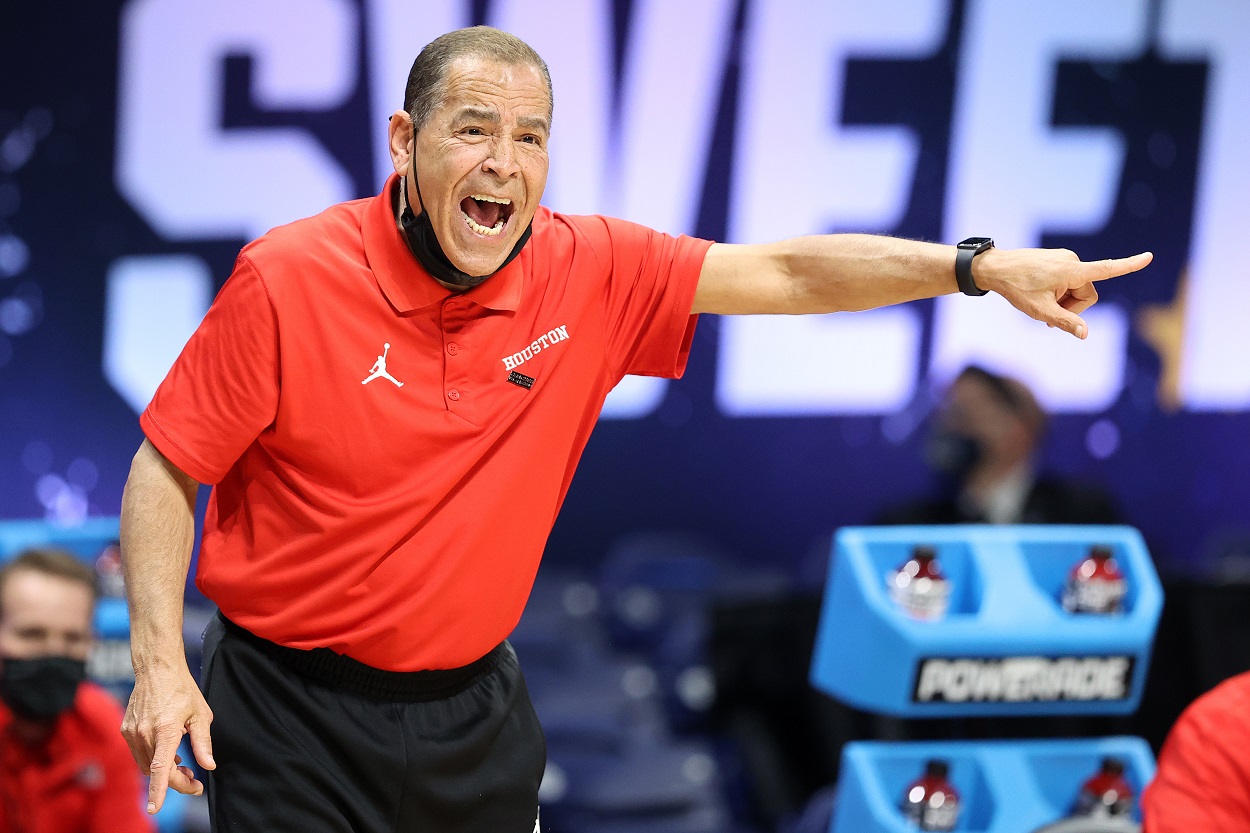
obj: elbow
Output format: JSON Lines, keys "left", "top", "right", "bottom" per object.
{"left": 125, "top": 439, "right": 199, "bottom": 502}
{"left": 786, "top": 281, "right": 852, "bottom": 315}
{"left": 780, "top": 254, "right": 850, "bottom": 315}
{"left": 125, "top": 439, "right": 161, "bottom": 490}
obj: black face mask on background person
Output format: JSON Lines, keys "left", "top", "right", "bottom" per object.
{"left": 398, "top": 156, "right": 532, "bottom": 290}
{"left": 924, "top": 430, "right": 984, "bottom": 481}
{"left": 0, "top": 655, "right": 86, "bottom": 721}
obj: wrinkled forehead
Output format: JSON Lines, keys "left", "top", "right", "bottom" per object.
{"left": 0, "top": 570, "right": 94, "bottom": 629}
{"left": 437, "top": 57, "right": 552, "bottom": 127}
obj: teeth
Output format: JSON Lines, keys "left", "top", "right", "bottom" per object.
{"left": 470, "top": 194, "right": 511, "bottom": 205}
{"left": 463, "top": 211, "right": 506, "bottom": 237}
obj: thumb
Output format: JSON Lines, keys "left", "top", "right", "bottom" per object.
{"left": 1023, "top": 291, "right": 1089, "bottom": 339}
{"left": 1045, "top": 305, "right": 1088, "bottom": 340}
{"left": 187, "top": 716, "right": 216, "bottom": 770}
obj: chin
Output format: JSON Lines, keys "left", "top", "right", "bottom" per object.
{"left": 444, "top": 232, "right": 517, "bottom": 277}
{"left": 446, "top": 254, "right": 505, "bottom": 279}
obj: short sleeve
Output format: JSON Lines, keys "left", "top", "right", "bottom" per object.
{"left": 588, "top": 216, "right": 712, "bottom": 380}
{"left": 140, "top": 255, "right": 279, "bottom": 484}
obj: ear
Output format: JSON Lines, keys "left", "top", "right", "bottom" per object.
{"left": 388, "top": 109, "right": 414, "bottom": 176}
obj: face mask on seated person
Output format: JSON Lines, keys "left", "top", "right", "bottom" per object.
{"left": 924, "top": 430, "right": 984, "bottom": 481}
{"left": 0, "top": 655, "right": 86, "bottom": 720}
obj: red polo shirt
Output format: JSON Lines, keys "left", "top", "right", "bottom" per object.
{"left": 1143, "top": 671, "right": 1250, "bottom": 832}
{"left": 0, "top": 683, "right": 152, "bottom": 833}
{"left": 142, "top": 174, "right": 712, "bottom": 670}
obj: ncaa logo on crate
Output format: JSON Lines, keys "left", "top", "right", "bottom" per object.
{"left": 912, "top": 655, "right": 1135, "bottom": 704}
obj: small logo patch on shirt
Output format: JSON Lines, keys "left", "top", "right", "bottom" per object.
{"left": 76, "top": 761, "right": 105, "bottom": 789}
{"left": 361, "top": 342, "right": 404, "bottom": 387}
{"left": 508, "top": 371, "right": 535, "bottom": 390}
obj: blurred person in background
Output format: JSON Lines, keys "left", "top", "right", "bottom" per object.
{"left": 0, "top": 548, "right": 151, "bottom": 833}
{"left": 881, "top": 365, "right": 1118, "bottom": 526}
{"left": 722, "top": 367, "right": 1125, "bottom": 828}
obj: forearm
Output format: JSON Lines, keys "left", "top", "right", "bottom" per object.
{"left": 120, "top": 439, "right": 199, "bottom": 674}
{"left": 694, "top": 234, "right": 1150, "bottom": 339}
{"left": 695, "top": 234, "right": 958, "bottom": 315}
{"left": 775, "top": 234, "right": 958, "bottom": 313}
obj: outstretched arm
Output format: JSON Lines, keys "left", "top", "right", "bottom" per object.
{"left": 120, "top": 439, "right": 215, "bottom": 815}
{"left": 692, "top": 234, "right": 1152, "bottom": 339}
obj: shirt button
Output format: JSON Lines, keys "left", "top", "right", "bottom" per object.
{"left": 447, "top": 389, "right": 461, "bottom": 401}
{"left": 446, "top": 342, "right": 460, "bottom": 356}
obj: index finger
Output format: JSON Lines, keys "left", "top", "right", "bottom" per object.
{"left": 146, "top": 728, "right": 182, "bottom": 815}
{"left": 1083, "top": 251, "right": 1153, "bottom": 282}
{"left": 121, "top": 724, "right": 153, "bottom": 775}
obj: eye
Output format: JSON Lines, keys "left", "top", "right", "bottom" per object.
{"left": 464, "top": 127, "right": 484, "bottom": 136}
{"left": 519, "top": 134, "right": 542, "bottom": 146}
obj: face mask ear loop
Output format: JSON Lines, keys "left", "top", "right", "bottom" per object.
{"left": 409, "top": 150, "right": 427, "bottom": 216}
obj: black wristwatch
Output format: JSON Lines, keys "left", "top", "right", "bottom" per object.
{"left": 955, "top": 236, "right": 994, "bottom": 296}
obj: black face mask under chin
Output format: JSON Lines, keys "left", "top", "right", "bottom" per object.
{"left": 0, "top": 655, "right": 86, "bottom": 721}
{"left": 398, "top": 170, "right": 532, "bottom": 289}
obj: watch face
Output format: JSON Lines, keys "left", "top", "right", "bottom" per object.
{"left": 959, "top": 236, "right": 993, "bottom": 250}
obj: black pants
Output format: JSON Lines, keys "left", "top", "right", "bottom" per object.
{"left": 201, "top": 615, "right": 546, "bottom": 832}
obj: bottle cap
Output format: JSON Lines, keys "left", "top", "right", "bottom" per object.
{"left": 924, "top": 759, "right": 949, "bottom": 779}
{"left": 1100, "top": 757, "right": 1125, "bottom": 776}
{"left": 912, "top": 545, "right": 938, "bottom": 561}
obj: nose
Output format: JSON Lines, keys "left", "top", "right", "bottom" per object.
{"left": 482, "top": 135, "right": 520, "bottom": 179}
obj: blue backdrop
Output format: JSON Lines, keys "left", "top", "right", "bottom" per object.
{"left": 2, "top": 0, "right": 1247, "bottom": 578}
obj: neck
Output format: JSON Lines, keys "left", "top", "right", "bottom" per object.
{"left": 963, "top": 458, "right": 1031, "bottom": 503}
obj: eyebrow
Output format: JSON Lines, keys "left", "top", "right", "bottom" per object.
{"left": 452, "top": 106, "right": 501, "bottom": 125}
{"left": 517, "top": 115, "right": 550, "bottom": 134}
{"left": 451, "top": 106, "right": 549, "bottom": 135}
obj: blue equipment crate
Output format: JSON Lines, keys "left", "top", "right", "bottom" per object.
{"left": 0, "top": 517, "right": 121, "bottom": 560}
{"left": 811, "top": 526, "right": 1162, "bottom": 717}
{"left": 831, "top": 737, "right": 1154, "bottom": 833}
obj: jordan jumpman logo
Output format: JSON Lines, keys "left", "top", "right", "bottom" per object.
{"left": 362, "top": 342, "right": 404, "bottom": 387}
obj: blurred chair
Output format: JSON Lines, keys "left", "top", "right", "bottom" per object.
{"left": 540, "top": 739, "right": 732, "bottom": 833}
{"left": 781, "top": 784, "right": 837, "bottom": 833}
{"left": 597, "top": 531, "right": 789, "bottom": 734}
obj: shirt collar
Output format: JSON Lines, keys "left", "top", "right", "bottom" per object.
{"left": 361, "top": 174, "right": 524, "bottom": 313}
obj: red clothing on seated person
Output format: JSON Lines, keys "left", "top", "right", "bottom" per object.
{"left": 1143, "top": 671, "right": 1250, "bottom": 833}
{"left": 0, "top": 682, "right": 152, "bottom": 833}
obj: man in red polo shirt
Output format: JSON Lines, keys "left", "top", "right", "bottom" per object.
{"left": 0, "top": 549, "right": 152, "bottom": 833}
{"left": 119, "top": 25, "right": 1152, "bottom": 833}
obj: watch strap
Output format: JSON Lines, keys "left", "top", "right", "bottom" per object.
{"left": 955, "top": 237, "right": 994, "bottom": 296}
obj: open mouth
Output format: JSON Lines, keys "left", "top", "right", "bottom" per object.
{"left": 460, "top": 194, "right": 515, "bottom": 238}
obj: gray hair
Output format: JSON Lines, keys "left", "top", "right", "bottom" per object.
{"left": 404, "top": 26, "right": 553, "bottom": 131}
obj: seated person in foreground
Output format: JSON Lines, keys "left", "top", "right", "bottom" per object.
{"left": 0, "top": 548, "right": 152, "bottom": 833}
